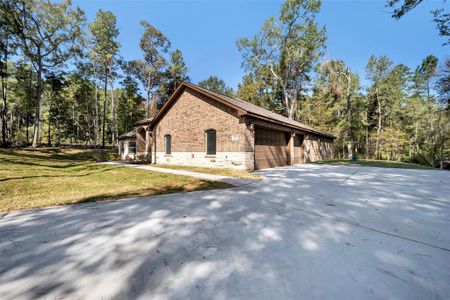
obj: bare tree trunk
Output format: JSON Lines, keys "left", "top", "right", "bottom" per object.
{"left": 364, "top": 108, "right": 370, "bottom": 159}
{"left": 9, "top": 107, "right": 14, "bottom": 141}
{"left": 1, "top": 39, "right": 9, "bottom": 147}
{"left": 71, "top": 103, "right": 75, "bottom": 145}
{"left": 282, "top": 88, "right": 295, "bottom": 120}
{"left": 94, "top": 85, "right": 99, "bottom": 147}
{"left": 375, "top": 94, "right": 382, "bottom": 160}
{"left": 47, "top": 119, "right": 51, "bottom": 146}
{"left": 110, "top": 81, "right": 116, "bottom": 146}
{"left": 346, "top": 92, "right": 354, "bottom": 160}
{"left": 365, "top": 127, "right": 369, "bottom": 159}
{"left": 435, "top": 108, "right": 443, "bottom": 169}
{"left": 414, "top": 121, "right": 419, "bottom": 153}
{"left": 102, "top": 75, "right": 108, "bottom": 148}
{"left": 146, "top": 89, "right": 151, "bottom": 118}
{"left": 32, "top": 61, "right": 43, "bottom": 148}
{"left": 439, "top": 119, "right": 444, "bottom": 170}
{"left": 26, "top": 112, "right": 29, "bottom": 143}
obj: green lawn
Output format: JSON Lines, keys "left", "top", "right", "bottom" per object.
{"left": 155, "top": 164, "right": 262, "bottom": 180}
{"left": 313, "top": 159, "right": 433, "bottom": 169}
{"left": 0, "top": 148, "right": 229, "bottom": 211}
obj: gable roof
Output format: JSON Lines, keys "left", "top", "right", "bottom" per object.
{"left": 135, "top": 117, "right": 154, "bottom": 126}
{"left": 118, "top": 130, "right": 136, "bottom": 140}
{"left": 151, "top": 82, "right": 336, "bottom": 139}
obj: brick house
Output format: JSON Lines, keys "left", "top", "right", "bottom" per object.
{"left": 119, "top": 82, "right": 335, "bottom": 170}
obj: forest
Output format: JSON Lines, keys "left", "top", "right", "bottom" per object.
{"left": 0, "top": 0, "right": 448, "bottom": 167}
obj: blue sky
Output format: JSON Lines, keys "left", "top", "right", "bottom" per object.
{"left": 73, "top": 0, "right": 448, "bottom": 90}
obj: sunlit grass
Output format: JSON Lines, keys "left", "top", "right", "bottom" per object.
{"left": 155, "top": 164, "right": 262, "bottom": 180}
{"left": 0, "top": 148, "right": 230, "bottom": 211}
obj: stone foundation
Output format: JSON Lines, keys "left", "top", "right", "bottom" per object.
{"left": 154, "top": 151, "right": 254, "bottom": 171}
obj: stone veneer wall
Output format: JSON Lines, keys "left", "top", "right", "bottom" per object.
{"left": 153, "top": 89, "right": 255, "bottom": 171}
{"left": 155, "top": 152, "right": 254, "bottom": 170}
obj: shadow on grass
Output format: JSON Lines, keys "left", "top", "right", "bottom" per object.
{"left": 0, "top": 148, "right": 114, "bottom": 164}
{"left": 0, "top": 165, "right": 118, "bottom": 182}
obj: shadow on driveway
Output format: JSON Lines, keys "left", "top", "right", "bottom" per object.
{"left": 1, "top": 165, "right": 449, "bottom": 299}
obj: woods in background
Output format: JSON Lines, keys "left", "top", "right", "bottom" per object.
{"left": 0, "top": 0, "right": 448, "bottom": 167}
{"left": 234, "top": 0, "right": 449, "bottom": 167}
{"left": 0, "top": 0, "right": 189, "bottom": 149}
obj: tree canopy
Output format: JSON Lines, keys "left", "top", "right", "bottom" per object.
{"left": 0, "top": 0, "right": 448, "bottom": 168}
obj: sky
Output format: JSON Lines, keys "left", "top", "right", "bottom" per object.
{"left": 73, "top": 0, "right": 449, "bottom": 90}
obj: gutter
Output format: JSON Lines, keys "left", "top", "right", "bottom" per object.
{"left": 245, "top": 112, "right": 336, "bottom": 140}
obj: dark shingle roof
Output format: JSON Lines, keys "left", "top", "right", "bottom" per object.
{"left": 185, "top": 83, "right": 335, "bottom": 139}
{"left": 135, "top": 117, "right": 154, "bottom": 126}
{"left": 118, "top": 130, "right": 136, "bottom": 140}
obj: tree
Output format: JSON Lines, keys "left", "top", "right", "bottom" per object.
{"left": 10, "top": 61, "right": 35, "bottom": 144}
{"left": 386, "top": 0, "right": 449, "bottom": 45}
{"left": 198, "top": 76, "right": 234, "bottom": 97}
{"left": 436, "top": 58, "right": 450, "bottom": 107}
{"left": 65, "top": 72, "right": 95, "bottom": 145}
{"left": 157, "top": 49, "right": 189, "bottom": 104}
{"left": 127, "top": 21, "right": 170, "bottom": 118}
{"left": 417, "top": 55, "right": 439, "bottom": 97}
{"left": 44, "top": 73, "right": 69, "bottom": 145}
{"left": 1, "top": 0, "right": 85, "bottom": 147}
{"left": 237, "top": 0, "right": 326, "bottom": 119}
{"left": 89, "top": 9, "right": 120, "bottom": 148}
{"left": 0, "top": 12, "right": 15, "bottom": 146}
{"left": 432, "top": 9, "right": 449, "bottom": 45}
{"left": 319, "top": 60, "right": 360, "bottom": 159}
{"left": 237, "top": 73, "right": 267, "bottom": 107}
{"left": 366, "top": 55, "right": 399, "bottom": 159}
{"left": 167, "top": 49, "right": 189, "bottom": 93}
{"left": 117, "top": 76, "right": 145, "bottom": 134}
{"left": 414, "top": 56, "right": 440, "bottom": 162}
{"left": 434, "top": 59, "right": 449, "bottom": 169}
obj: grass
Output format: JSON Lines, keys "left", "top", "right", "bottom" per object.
{"left": 0, "top": 148, "right": 230, "bottom": 212}
{"left": 155, "top": 164, "right": 262, "bottom": 180}
{"left": 313, "top": 159, "right": 434, "bottom": 169}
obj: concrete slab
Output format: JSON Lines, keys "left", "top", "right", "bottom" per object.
{"left": 1, "top": 165, "right": 449, "bottom": 299}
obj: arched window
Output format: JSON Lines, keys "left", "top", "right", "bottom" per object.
{"left": 205, "top": 129, "right": 216, "bottom": 155}
{"left": 164, "top": 135, "right": 172, "bottom": 155}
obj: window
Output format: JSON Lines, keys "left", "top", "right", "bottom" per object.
{"left": 128, "top": 142, "right": 136, "bottom": 154}
{"left": 205, "top": 129, "right": 216, "bottom": 155}
{"left": 119, "top": 142, "right": 124, "bottom": 154}
{"left": 164, "top": 135, "right": 172, "bottom": 155}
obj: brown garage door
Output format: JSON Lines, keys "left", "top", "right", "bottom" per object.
{"left": 255, "top": 127, "right": 288, "bottom": 169}
{"left": 293, "top": 134, "right": 305, "bottom": 164}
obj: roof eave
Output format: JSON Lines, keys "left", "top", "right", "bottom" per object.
{"left": 246, "top": 112, "right": 336, "bottom": 139}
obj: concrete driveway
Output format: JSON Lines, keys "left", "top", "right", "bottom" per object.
{"left": 1, "top": 165, "right": 449, "bottom": 299}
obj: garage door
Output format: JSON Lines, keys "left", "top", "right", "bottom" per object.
{"left": 255, "top": 127, "right": 288, "bottom": 169}
{"left": 293, "top": 134, "right": 305, "bottom": 164}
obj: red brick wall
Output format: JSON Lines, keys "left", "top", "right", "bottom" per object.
{"left": 154, "top": 89, "right": 254, "bottom": 154}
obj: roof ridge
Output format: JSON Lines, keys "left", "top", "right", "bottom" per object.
{"left": 184, "top": 82, "right": 335, "bottom": 139}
